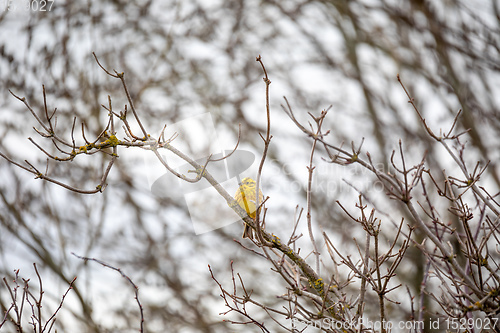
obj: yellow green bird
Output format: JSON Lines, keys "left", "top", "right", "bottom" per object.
{"left": 234, "top": 177, "right": 264, "bottom": 239}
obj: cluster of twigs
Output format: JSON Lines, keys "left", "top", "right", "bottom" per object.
{"left": 1, "top": 55, "right": 499, "bottom": 332}
{"left": 0, "top": 264, "right": 76, "bottom": 332}
{"left": 208, "top": 74, "right": 499, "bottom": 331}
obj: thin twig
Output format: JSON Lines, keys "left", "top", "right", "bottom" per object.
{"left": 71, "top": 253, "right": 144, "bottom": 333}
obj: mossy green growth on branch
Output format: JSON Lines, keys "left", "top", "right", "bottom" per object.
{"left": 79, "top": 135, "right": 122, "bottom": 153}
